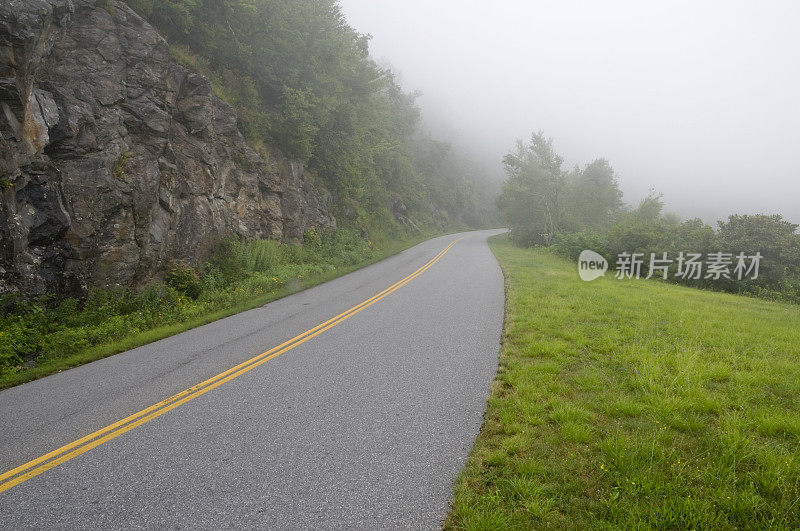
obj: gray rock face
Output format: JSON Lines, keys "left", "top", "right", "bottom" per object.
{"left": 0, "top": 0, "right": 335, "bottom": 297}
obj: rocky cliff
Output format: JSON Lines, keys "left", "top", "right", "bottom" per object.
{"left": 0, "top": 0, "right": 335, "bottom": 298}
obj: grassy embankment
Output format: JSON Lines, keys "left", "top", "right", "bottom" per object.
{"left": 0, "top": 229, "right": 436, "bottom": 390}
{"left": 447, "top": 234, "right": 800, "bottom": 529}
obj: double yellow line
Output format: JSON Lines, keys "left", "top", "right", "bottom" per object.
{"left": 0, "top": 237, "right": 464, "bottom": 494}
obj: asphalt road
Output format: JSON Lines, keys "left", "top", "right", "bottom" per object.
{"left": 0, "top": 230, "right": 505, "bottom": 529}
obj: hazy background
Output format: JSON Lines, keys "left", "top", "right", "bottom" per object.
{"left": 337, "top": 0, "right": 800, "bottom": 224}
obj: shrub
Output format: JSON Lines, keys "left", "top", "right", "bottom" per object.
{"left": 205, "top": 239, "right": 245, "bottom": 282}
{"left": 551, "top": 232, "right": 610, "bottom": 262}
{"left": 0, "top": 226, "right": 384, "bottom": 380}
{"left": 303, "top": 227, "right": 323, "bottom": 253}
{"left": 165, "top": 262, "right": 202, "bottom": 299}
{"left": 717, "top": 214, "right": 800, "bottom": 296}
{"left": 232, "top": 238, "right": 281, "bottom": 272}
{"left": 0, "top": 325, "right": 24, "bottom": 375}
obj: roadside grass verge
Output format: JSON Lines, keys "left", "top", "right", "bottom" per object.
{"left": 446, "top": 234, "right": 800, "bottom": 529}
{"left": 0, "top": 229, "right": 435, "bottom": 390}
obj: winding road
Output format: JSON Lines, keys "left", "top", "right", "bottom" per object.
{"left": 0, "top": 230, "right": 505, "bottom": 529}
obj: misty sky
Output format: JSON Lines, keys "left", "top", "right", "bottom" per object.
{"left": 337, "top": 0, "right": 800, "bottom": 225}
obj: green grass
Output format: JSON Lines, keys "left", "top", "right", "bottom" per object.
{"left": 0, "top": 230, "right": 436, "bottom": 390}
{"left": 446, "top": 234, "right": 800, "bottom": 529}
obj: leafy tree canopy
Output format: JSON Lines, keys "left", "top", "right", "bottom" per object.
{"left": 124, "top": 0, "right": 497, "bottom": 234}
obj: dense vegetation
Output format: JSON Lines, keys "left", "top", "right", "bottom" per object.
{"left": 0, "top": 228, "right": 411, "bottom": 385}
{"left": 497, "top": 132, "right": 800, "bottom": 302}
{"left": 447, "top": 236, "right": 800, "bottom": 528}
{"left": 123, "top": 0, "right": 497, "bottom": 235}
{"left": 0, "top": 1, "right": 504, "bottom": 385}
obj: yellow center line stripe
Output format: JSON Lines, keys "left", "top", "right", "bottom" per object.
{"left": 0, "top": 238, "right": 457, "bottom": 485}
{"left": 0, "top": 236, "right": 465, "bottom": 494}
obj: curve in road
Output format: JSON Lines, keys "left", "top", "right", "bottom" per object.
{"left": 0, "top": 229, "right": 505, "bottom": 529}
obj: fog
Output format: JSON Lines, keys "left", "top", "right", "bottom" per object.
{"left": 337, "top": 0, "right": 800, "bottom": 225}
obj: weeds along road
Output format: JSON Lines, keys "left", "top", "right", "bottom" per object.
{"left": 0, "top": 230, "right": 505, "bottom": 529}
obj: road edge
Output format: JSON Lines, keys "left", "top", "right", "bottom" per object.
{"left": 1, "top": 232, "right": 465, "bottom": 391}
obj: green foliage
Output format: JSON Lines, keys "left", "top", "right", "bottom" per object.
{"left": 497, "top": 132, "right": 623, "bottom": 246}
{"left": 232, "top": 238, "right": 281, "bottom": 272}
{"left": 550, "top": 232, "right": 611, "bottom": 262}
{"left": 165, "top": 262, "right": 202, "bottom": 299}
{"left": 414, "top": 135, "right": 500, "bottom": 229}
{"left": 498, "top": 132, "right": 800, "bottom": 302}
{"left": 309, "top": 226, "right": 374, "bottom": 266}
{"left": 170, "top": 45, "right": 271, "bottom": 144}
{"left": 273, "top": 87, "right": 320, "bottom": 163}
{"left": 601, "top": 213, "right": 800, "bottom": 301}
{"left": 122, "top": 0, "right": 496, "bottom": 234}
{"left": 563, "top": 158, "right": 623, "bottom": 229}
{"left": 497, "top": 133, "right": 566, "bottom": 246}
{"left": 604, "top": 195, "right": 675, "bottom": 255}
{"left": 549, "top": 208, "right": 800, "bottom": 302}
{"left": 717, "top": 214, "right": 800, "bottom": 298}
{"left": 0, "top": 228, "right": 378, "bottom": 380}
{"left": 628, "top": 190, "right": 664, "bottom": 223}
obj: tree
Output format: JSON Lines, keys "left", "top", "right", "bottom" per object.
{"left": 716, "top": 214, "right": 800, "bottom": 295}
{"left": 123, "top": 0, "right": 497, "bottom": 234}
{"left": 564, "top": 158, "right": 623, "bottom": 230}
{"left": 497, "top": 132, "right": 566, "bottom": 246}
